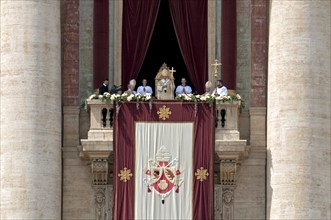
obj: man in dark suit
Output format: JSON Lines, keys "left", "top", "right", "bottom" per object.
{"left": 99, "top": 78, "right": 109, "bottom": 127}
{"left": 99, "top": 78, "right": 109, "bottom": 95}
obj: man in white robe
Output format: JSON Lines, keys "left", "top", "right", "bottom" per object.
{"left": 211, "top": 79, "right": 228, "bottom": 96}
{"left": 175, "top": 78, "right": 192, "bottom": 96}
{"left": 137, "top": 79, "right": 153, "bottom": 95}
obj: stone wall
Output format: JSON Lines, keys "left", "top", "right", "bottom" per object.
{"left": 62, "top": 0, "right": 95, "bottom": 219}
{"left": 79, "top": 0, "right": 94, "bottom": 105}
{"left": 236, "top": 0, "right": 251, "bottom": 108}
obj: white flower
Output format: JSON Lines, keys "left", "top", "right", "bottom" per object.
{"left": 88, "top": 94, "right": 96, "bottom": 100}
{"left": 145, "top": 94, "right": 151, "bottom": 101}
{"left": 110, "top": 94, "right": 116, "bottom": 101}
{"left": 103, "top": 92, "right": 111, "bottom": 97}
{"left": 236, "top": 94, "right": 241, "bottom": 100}
{"left": 122, "top": 92, "right": 128, "bottom": 97}
{"left": 195, "top": 95, "right": 201, "bottom": 98}
{"left": 184, "top": 94, "right": 191, "bottom": 101}
{"left": 135, "top": 93, "right": 141, "bottom": 101}
{"left": 98, "top": 95, "right": 103, "bottom": 99}
{"left": 127, "top": 94, "right": 134, "bottom": 102}
{"left": 201, "top": 96, "right": 207, "bottom": 101}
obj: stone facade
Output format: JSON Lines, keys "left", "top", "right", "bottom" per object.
{"left": 1, "top": 0, "right": 330, "bottom": 219}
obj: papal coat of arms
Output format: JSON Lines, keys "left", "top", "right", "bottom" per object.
{"left": 144, "top": 146, "right": 183, "bottom": 203}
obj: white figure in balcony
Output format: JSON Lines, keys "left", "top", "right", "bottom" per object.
{"left": 125, "top": 79, "right": 137, "bottom": 95}
{"left": 137, "top": 79, "right": 153, "bottom": 95}
{"left": 175, "top": 78, "right": 192, "bottom": 96}
{"left": 212, "top": 79, "right": 228, "bottom": 96}
{"left": 202, "top": 81, "right": 213, "bottom": 96}
{"left": 155, "top": 63, "right": 175, "bottom": 100}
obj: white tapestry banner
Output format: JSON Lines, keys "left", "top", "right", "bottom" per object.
{"left": 134, "top": 122, "right": 193, "bottom": 220}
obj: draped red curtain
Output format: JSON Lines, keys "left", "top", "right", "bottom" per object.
{"left": 168, "top": 0, "right": 208, "bottom": 94}
{"left": 93, "top": 0, "right": 109, "bottom": 89}
{"left": 121, "top": 0, "right": 161, "bottom": 88}
{"left": 221, "top": 0, "right": 237, "bottom": 90}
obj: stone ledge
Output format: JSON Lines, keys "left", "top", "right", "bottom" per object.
{"left": 215, "top": 140, "right": 250, "bottom": 160}
{"left": 78, "top": 140, "right": 113, "bottom": 159}
{"left": 87, "top": 129, "right": 113, "bottom": 140}
{"left": 215, "top": 129, "right": 240, "bottom": 140}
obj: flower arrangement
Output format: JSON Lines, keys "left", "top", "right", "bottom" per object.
{"left": 85, "top": 92, "right": 244, "bottom": 109}
{"left": 176, "top": 94, "right": 200, "bottom": 102}
{"left": 176, "top": 93, "right": 245, "bottom": 108}
{"left": 97, "top": 92, "right": 153, "bottom": 103}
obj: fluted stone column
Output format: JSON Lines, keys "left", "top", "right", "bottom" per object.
{"left": 268, "top": 1, "right": 330, "bottom": 219}
{"left": 0, "top": 1, "right": 61, "bottom": 219}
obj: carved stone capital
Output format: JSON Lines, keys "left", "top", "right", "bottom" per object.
{"left": 220, "top": 159, "right": 241, "bottom": 186}
{"left": 91, "top": 159, "right": 109, "bottom": 185}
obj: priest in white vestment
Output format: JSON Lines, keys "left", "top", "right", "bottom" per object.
{"left": 137, "top": 79, "right": 153, "bottom": 95}
{"left": 175, "top": 78, "right": 192, "bottom": 96}
{"left": 211, "top": 79, "right": 228, "bottom": 96}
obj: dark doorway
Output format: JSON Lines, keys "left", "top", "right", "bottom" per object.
{"left": 136, "top": 0, "right": 194, "bottom": 95}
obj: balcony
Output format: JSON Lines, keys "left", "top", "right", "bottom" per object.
{"left": 78, "top": 99, "right": 249, "bottom": 161}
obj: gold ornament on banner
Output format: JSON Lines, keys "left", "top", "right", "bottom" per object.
{"left": 195, "top": 167, "right": 209, "bottom": 182}
{"left": 157, "top": 105, "right": 172, "bottom": 120}
{"left": 118, "top": 167, "right": 133, "bottom": 182}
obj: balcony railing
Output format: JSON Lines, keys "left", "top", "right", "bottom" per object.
{"left": 79, "top": 99, "right": 249, "bottom": 163}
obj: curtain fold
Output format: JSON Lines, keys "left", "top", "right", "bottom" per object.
{"left": 221, "top": 0, "right": 237, "bottom": 89}
{"left": 168, "top": 0, "right": 208, "bottom": 94}
{"left": 93, "top": 0, "right": 109, "bottom": 88}
{"left": 121, "top": 0, "right": 161, "bottom": 88}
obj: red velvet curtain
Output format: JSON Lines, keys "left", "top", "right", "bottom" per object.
{"left": 168, "top": 0, "right": 208, "bottom": 94}
{"left": 93, "top": 0, "right": 109, "bottom": 89}
{"left": 221, "top": 0, "right": 237, "bottom": 90}
{"left": 121, "top": 0, "right": 160, "bottom": 87}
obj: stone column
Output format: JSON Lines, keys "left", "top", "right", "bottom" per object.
{"left": 113, "top": 0, "right": 123, "bottom": 85}
{"left": 79, "top": 0, "right": 94, "bottom": 104}
{"left": 0, "top": 1, "right": 61, "bottom": 219}
{"left": 207, "top": 0, "right": 216, "bottom": 82}
{"left": 268, "top": 1, "right": 330, "bottom": 219}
